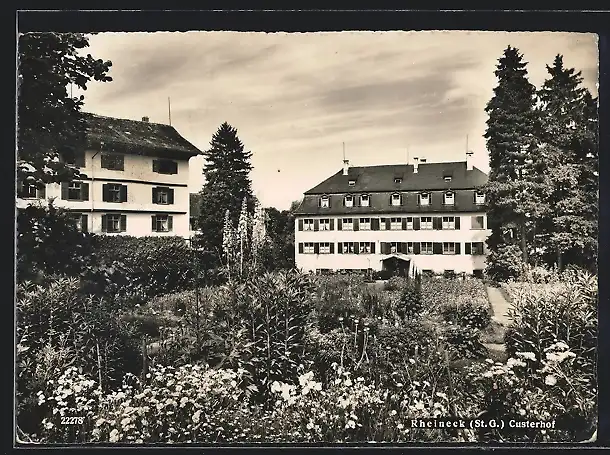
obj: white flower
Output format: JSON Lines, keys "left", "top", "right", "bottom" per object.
{"left": 545, "top": 375, "right": 557, "bottom": 386}
{"left": 397, "top": 423, "right": 404, "bottom": 429}
{"left": 516, "top": 352, "right": 536, "bottom": 362}
{"left": 345, "top": 419, "right": 356, "bottom": 429}
{"left": 519, "top": 409, "right": 526, "bottom": 416}
{"left": 109, "top": 429, "right": 120, "bottom": 442}
{"left": 306, "top": 422, "right": 315, "bottom": 430}
{"left": 415, "top": 401, "right": 425, "bottom": 410}
{"left": 344, "top": 378, "right": 353, "bottom": 387}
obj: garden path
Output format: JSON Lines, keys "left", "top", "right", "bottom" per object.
{"left": 486, "top": 286, "right": 512, "bottom": 326}
{"left": 482, "top": 286, "right": 512, "bottom": 358}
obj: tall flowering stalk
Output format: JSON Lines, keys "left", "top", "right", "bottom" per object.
{"left": 222, "top": 209, "right": 236, "bottom": 280}
{"left": 251, "top": 200, "right": 267, "bottom": 270}
{"left": 237, "top": 197, "right": 250, "bottom": 278}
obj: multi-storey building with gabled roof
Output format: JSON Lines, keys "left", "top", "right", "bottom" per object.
{"left": 293, "top": 152, "right": 490, "bottom": 277}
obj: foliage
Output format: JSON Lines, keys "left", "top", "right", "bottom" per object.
{"left": 197, "top": 122, "right": 254, "bottom": 257}
{"left": 395, "top": 281, "right": 423, "bottom": 321}
{"left": 421, "top": 276, "right": 489, "bottom": 310}
{"left": 260, "top": 206, "right": 296, "bottom": 271}
{"left": 443, "top": 326, "right": 486, "bottom": 359}
{"left": 17, "top": 32, "right": 112, "bottom": 190}
{"left": 485, "top": 243, "right": 524, "bottom": 282}
{"left": 441, "top": 301, "right": 491, "bottom": 330}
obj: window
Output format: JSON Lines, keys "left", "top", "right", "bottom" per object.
{"left": 319, "top": 219, "right": 330, "bottom": 231}
{"left": 360, "top": 242, "right": 373, "bottom": 254}
{"left": 103, "top": 183, "right": 126, "bottom": 203}
{"left": 468, "top": 242, "right": 485, "bottom": 255}
{"left": 320, "top": 195, "right": 330, "bottom": 208}
{"left": 391, "top": 193, "right": 401, "bottom": 206}
{"left": 68, "top": 182, "right": 83, "bottom": 200}
{"left": 102, "top": 214, "right": 126, "bottom": 233}
{"left": 342, "top": 242, "right": 355, "bottom": 254}
{"left": 471, "top": 215, "right": 485, "bottom": 230}
{"left": 394, "top": 177, "right": 402, "bottom": 184}
{"left": 390, "top": 242, "right": 399, "bottom": 254}
{"left": 319, "top": 242, "right": 331, "bottom": 254}
{"left": 101, "top": 153, "right": 124, "bottom": 171}
{"left": 359, "top": 218, "right": 371, "bottom": 230}
{"left": 344, "top": 195, "right": 354, "bottom": 207}
{"left": 152, "top": 214, "right": 172, "bottom": 232}
{"left": 444, "top": 175, "right": 452, "bottom": 182}
{"left": 421, "top": 217, "right": 433, "bottom": 230}
{"left": 70, "top": 213, "right": 88, "bottom": 232}
{"left": 61, "top": 181, "right": 88, "bottom": 201}
{"left": 443, "top": 191, "right": 455, "bottom": 205}
{"left": 421, "top": 242, "right": 433, "bottom": 254}
{"left": 390, "top": 217, "right": 402, "bottom": 230}
{"left": 62, "top": 150, "right": 85, "bottom": 168}
{"left": 348, "top": 180, "right": 356, "bottom": 187}
{"left": 419, "top": 192, "right": 430, "bottom": 206}
{"left": 442, "top": 216, "right": 455, "bottom": 230}
{"left": 443, "top": 242, "right": 456, "bottom": 255}
{"left": 153, "top": 187, "right": 174, "bottom": 205}
{"left": 153, "top": 159, "right": 178, "bottom": 175}
{"left": 406, "top": 217, "right": 414, "bottom": 230}
{"left": 304, "top": 242, "right": 315, "bottom": 254}
{"left": 303, "top": 219, "right": 315, "bottom": 231}
{"left": 360, "top": 194, "right": 370, "bottom": 207}
{"left": 475, "top": 191, "right": 485, "bottom": 205}
{"left": 20, "top": 183, "right": 38, "bottom": 198}
{"left": 342, "top": 218, "right": 353, "bottom": 231}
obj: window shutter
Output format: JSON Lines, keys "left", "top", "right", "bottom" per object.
{"left": 61, "top": 182, "right": 69, "bottom": 200}
{"left": 152, "top": 187, "right": 158, "bottom": 203}
{"left": 402, "top": 218, "right": 407, "bottom": 230}
{"left": 38, "top": 185, "right": 46, "bottom": 199}
{"left": 314, "top": 243, "right": 320, "bottom": 254}
{"left": 81, "top": 214, "right": 88, "bottom": 232}
{"left": 455, "top": 242, "right": 461, "bottom": 255}
{"left": 298, "top": 219, "right": 303, "bottom": 231}
{"left": 385, "top": 218, "right": 391, "bottom": 230}
{"left": 80, "top": 183, "right": 89, "bottom": 201}
{"left": 338, "top": 219, "right": 343, "bottom": 230}
{"left": 342, "top": 197, "right": 346, "bottom": 207}
{"left": 120, "top": 185, "right": 128, "bottom": 202}
{"left": 120, "top": 215, "right": 127, "bottom": 232}
{"left": 353, "top": 219, "right": 359, "bottom": 231}
{"left": 389, "top": 194, "right": 393, "bottom": 205}
{"left": 329, "top": 219, "right": 334, "bottom": 230}
{"left": 465, "top": 243, "right": 472, "bottom": 255}
{"left": 354, "top": 242, "right": 360, "bottom": 254}
{"left": 75, "top": 152, "right": 86, "bottom": 168}
{"left": 102, "top": 184, "right": 110, "bottom": 202}
{"left": 401, "top": 242, "right": 408, "bottom": 254}
{"left": 371, "top": 218, "right": 379, "bottom": 230}
{"left": 298, "top": 243, "right": 304, "bottom": 254}
{"left": 434, "top": 217, "right": 442, "bottom": 230}
{"left": 455, "top": 216, "right": 461, "bottom": 230}
{"left": 153, "top": 160, "right": 160, "bottom": 173}
{"left": 330, "top": 243, "right": 334, "bottom": 254}
{"left": 314, "top": 219, "right": 320, "bottom": 231}
{"left": 417, "top": 194, "right": 421, "bottom": 205}
{"left": 399, "top": 194, "right": 403, "bottom": 205}
{"left": 433, "top": 242, "right": 442, "bottom": 254}
{"left": 338, "top": 242, "right": 343, "bottom": 254}
{"left": 414, "top": 242, "right": 421, "bottom": 255}
{"left": 101, "top": 215, "right": 108, "bottom": 232}
{"left": 413, "top": 217, "right": 420, "bottom": 230}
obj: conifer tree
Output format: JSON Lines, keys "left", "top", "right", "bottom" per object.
{"left": 197, "top": 122, "right": 254, "bottom": 257}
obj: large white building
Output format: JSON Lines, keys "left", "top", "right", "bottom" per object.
{"left": 293, "top": 153, "right": 490, "bottom": 277}
{"left": 16, "top": 113, "right": 202, "bottom": 238}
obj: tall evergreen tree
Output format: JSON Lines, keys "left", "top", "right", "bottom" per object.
{"left": 484, "top": 46, "right": 543, "bottom": 279}
{"left": 196, "top": 122, "right": 254, "bottom": 257}
{"left": 537, "top": 55, "right": 598, "bottom": 270}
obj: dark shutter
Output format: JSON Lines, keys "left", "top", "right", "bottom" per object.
{"left": 402, "top": 218, "right": 407, "bottom": 230}
{"left": 338, "top": 242, "right": 343, "bottom": 254}
{"left": 298, "top": 243, "right": 304, "bottom": 254}
{"left": 102, "top": 184, "right": 110, "bottom": 202}
{"left": 399, "top": 194, "right": 403, "bottom": 206}
{"left": 385, "top": 218, "right": 391, "bottom": 230}
{"left": 413, "top": 217, "right": 421, "bottom": 230}
{"left": 61, "top": 182, "right": 69, "bottom": 200}
{"left": 455, "top": 242, "right": 461, "bottom": 255}
{"left": 81, "top": 214, "right": 88, "bottom": 232}
{"left": 80, "top": 182, "right": 89, "bottom": 201}
{"left": 433, "top": 217, "right": 442, "bottom": 230}
{"left": 168, "top": 215, "right": 173, "bottom": 232}
{"left": 317, "top": 198, "right": 321, "bottom": 208}
{"left": 380, "top": 242, "right": 387, "bottom": 254}
{"left": 371, "top": 218, "right": 380, "bottom": 230}
{"left": 120, "top": 215, "right": 127, "bottom": 232}
{"left": 401, "top": 243, "right": 408, "bottom": 254}
{"left": 414, "top": 242, "right": 421, "bottom": 255}
{"left": 371, "top": 242, "right": 375, "bottom": 254}
{"left": 433, "top": 242, "right": 442, "bottom": 254}
{"left": 101, "top": 215, "right": 108, "bottom": 232}
{"left": 314, "top": 243, "right": 320, "bottom": 254}
{"left": 38, "top": 185, "right": 46, "bottom": 199}
{"left": 153, "top": 160, "right": 160, "bottom": 172}
{"left": 330, "top": 243, "right": 335, "bottom": 254}
{"left": 151, "top": 215, "right": 157, "bottom": 232}
{"left": 298, "top": 219, "right": 303, "bottom": 231}
{"left": 314, "top": 219, "right": 320, "bottom": 231}
{"left": 152, "top": 187, "right": 158, "bottom": 203}
{"left": 329, "top": 219, "right": 334, "bottom": 230}
{"left": 417, "top": 194, "right": 421, "bottom": 205}
{"left": 354, "top": 242, "right": 360, "bottom": 254}
{"left": 75, "top": 152, "right": 86, "bottom": 168}
{"left": 465, "top": 243, "right": 472, "bottom": 255}
{"left": 389, "top": 194, "right": 393, "bottom": 205}
{"left": 338, "top": 219, "right": 343, "bottom": 230}
{"left": 120, "top": 185, "right": 127, "bottom": 202}
{"left": 455, "top": 216, "right": 461, "bottom": 230}
{"left": 353, "top": 219, "right": 359, "bottom": 231}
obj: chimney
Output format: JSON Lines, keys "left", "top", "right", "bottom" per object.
{"left": 342, "top": 159, "right": 350, "bottom": 176}
{"left": 413, "top": 157, "right": 419, "bottom": 174}
{"left": 142, "top": 116, "right": 150, "bottom": 122}
{"left": 466, "top": 151, "right": 474, "bottom": 171}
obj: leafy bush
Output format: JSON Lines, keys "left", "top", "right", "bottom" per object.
{"left": 395, "top": 281, "right": 423, "bottom": 321}
{"left": 485, "top": 244, "right": 525, "bottom": 282}
{"left": 442, "top": 326, "right": 486, "bottom": 359}
{"left": 383, "top": 276, "right": 409, "bottom": 291}
{"left": 441, "top": 301, "right": 491, "bottom": 330}
{"left": 421, "top": 276, "right": 488, "bottom": 314}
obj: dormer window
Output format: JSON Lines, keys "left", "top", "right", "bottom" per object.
{"left": 419, "top": 192, "right": 430, "bottom": 206}
{"left": 360, "top": 194, "right": 370, "bottom": 207}
{"left": 348, "top": 180, "right": 356, "bottom": 187}
{"left": 474, "top": 191, "right": 485, "bottom": 205}
{"left": 444, "top": 191, "right": 455, "bottom": 206}
{"left": 444, "top": 176, "right": 452, "bottom": 182}
{"left": 391, "top": 193, "right": 402, "bottom": 206}
{"left": 394, "top": 177, "right": 402, "bottom": 184}
{"left": 320, "top": 195, "right": 330, "bottom": 208}
{"left": 344, "top": 195, "right": 354, "bottom": 208}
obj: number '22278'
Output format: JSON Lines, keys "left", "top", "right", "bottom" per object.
{"left": 60, "top": 416, "right": 85, "bottom": 425}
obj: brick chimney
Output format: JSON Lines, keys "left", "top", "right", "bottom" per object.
{"left": 142, "top": 116, "right": 150, "bottom": 122}
{"left": 466, "top": 151, "right": 474, "bottom": 171}
{"left": 342, "top": 159, "right": 350, "bottom": 176}
{"left": 413, "top": 157, "right": 419, "bottom": 174}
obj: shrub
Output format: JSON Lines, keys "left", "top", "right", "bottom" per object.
{"left": 485, "top": 244, "right": 525, "bottom": 282}
{"left": 441, "top": 301, "right": 491, "bottom": 330}
{"left": 421, "top": 276, "right": 488, "bottom": 314}
{"left": 383, "top": 276, "right": 409, "bottom": 292}
{"left": 395, "top": 281, "right": 423, "bottom": 321}
{"left": 442, "top": 326, "right": 486, "bottom": 359}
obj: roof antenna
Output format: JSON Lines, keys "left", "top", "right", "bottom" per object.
{"left": 168, "top": 97, "right": 172, "bottom": 126}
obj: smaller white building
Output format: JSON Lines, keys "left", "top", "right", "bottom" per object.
{"left": 16, "top": 113, "right": 202, "bottom": 238}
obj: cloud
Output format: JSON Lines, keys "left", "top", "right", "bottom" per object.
{"left": 79, "top": 31, "right": 598, "bottom": 210}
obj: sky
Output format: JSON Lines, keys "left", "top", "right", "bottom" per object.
{"left": 78, "top": 31, "right": 598, "bottom": 210}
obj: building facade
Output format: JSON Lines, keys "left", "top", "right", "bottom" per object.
{"left": 293, "top": 154, "right": 490, "bottom": 276}
{"left": 16, "top": 113, "right": 202, "bottom": 238}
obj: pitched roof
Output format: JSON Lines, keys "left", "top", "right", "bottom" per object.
{"left": 83, "top": 113, "right": 202, "bottom": 158}
{"left": 304, "top": 161, "right": 487, "bottom": 194}
{"left": 190, "top": 193, "right": 202, "bottom": 218}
